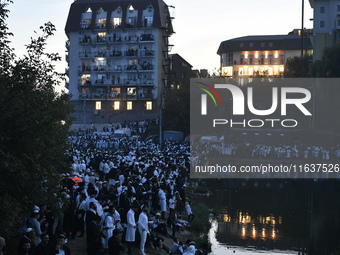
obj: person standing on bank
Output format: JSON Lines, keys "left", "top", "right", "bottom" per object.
{"left": 125, "top": 202, "right": 138, "bottom": 255}
{"left": 138, "top": 205, "right": 149, "bottom": 255}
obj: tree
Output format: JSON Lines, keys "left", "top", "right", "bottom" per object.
{"left": 284, "top": 55, "right": 312, "bottom": 77}
{"left": 0, "top": 0, "right": 73, "bottom": 237}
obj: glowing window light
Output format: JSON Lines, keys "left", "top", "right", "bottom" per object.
{"left": 275, "top": 51, "right": 278, "bottom": 58}
{"left": 255, "top": 52, "right": 259, "bottom": 58}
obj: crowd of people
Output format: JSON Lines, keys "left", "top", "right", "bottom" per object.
{"left": 1, "top": 120, "right": 209, "bottom": 255}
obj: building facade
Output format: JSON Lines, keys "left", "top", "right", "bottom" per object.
{"left": 168, "top": 54, "right": 193, "bottom": 90}
{"left": 217, "top": 34, "right": 313, "bottom": 79}
{"left": 65, "top": 0, "right": 174, "bottom": 124}
{"left": 309, "top": 0, "right": 340, "bottom": 60}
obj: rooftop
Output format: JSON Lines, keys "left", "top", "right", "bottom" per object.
{"left": 217, "top": 34, "right": 313, "bottom": 54}
{"left": 65, "top": 0, "right": 174, "bottom": 33}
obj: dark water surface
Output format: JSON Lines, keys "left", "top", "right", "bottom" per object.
{"left": 202, "top": 179, "right": 340, "bottom": 255}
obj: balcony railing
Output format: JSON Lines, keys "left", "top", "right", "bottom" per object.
{"left": 93, "top": 65, "right": 108, "bottom": 72}
{"left": 124, "top": 49, "right": 138, "bottom": 57}
{"left": 79, "top": 52, "right": 92, "bottom": 58}
{"left": 139, "top": 49, "right": 155, "bottom": 57}
{"left": 140, "top": 34, "right": 154, "bottom": 42}
{"left": 125, "top": 36, "right": 139, "bottom": 43}
{"left": 109, "top": 50, "right": 122, "bottom": 57}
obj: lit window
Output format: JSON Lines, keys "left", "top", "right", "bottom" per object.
{"left": 170, "top": 84, "right": 175, "bottom": 89}
{"left": 97, "top": 18, "right": 106, "bottom": 28}
{"left": 177, "top": 85, "right": 180, "bottom": 89}
{"left": 127, "top": 101, "right": 132, "bottom": 110}
{"left": 95, "top": 101, "right": 101, "bottom": 110}
{"left": 113, "top": 101, "right": 120, "bottom": 110}
{"left": 146, "top": 101, "right": 152, "bottom": 110}
{"left": 81, "top": 74, "right": 91, "bottom": 85}
{"left": 86, "top": 7, "right": 92, "bottom": 13}
{"left": 112, "top": 17, "right": 122, "bottom": 28}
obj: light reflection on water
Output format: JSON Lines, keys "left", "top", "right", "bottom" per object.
{"left": 209, "top": 219, "right": 296, "bottom": 255}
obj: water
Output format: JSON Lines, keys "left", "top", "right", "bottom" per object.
{"left": 202, "top": 179, "right": 340, "bottom": 255}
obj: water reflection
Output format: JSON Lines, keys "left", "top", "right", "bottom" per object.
{"left": 209, "top": 219, "right": 296, "bottom": 255}
{"left": 203, "top": 179, "right": 340, "bottom": 254}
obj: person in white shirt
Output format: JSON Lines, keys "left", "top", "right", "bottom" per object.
{"left": 158, "top": 188, "right": 167, "bottom": 220}
{"left": 126, "top": 203, "right": 138, "bottom": 255}
{"left": 138, "top": 205, "right": 149, "bottom": 255}
{"left": 186, "top": 201, "right": 195, "bottom": 223}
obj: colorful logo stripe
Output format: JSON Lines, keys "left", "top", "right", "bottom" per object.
{"left": 196, "top": 82, "right": 223, "bottom": 107}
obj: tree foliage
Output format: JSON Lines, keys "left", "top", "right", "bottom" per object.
{"left": 0, "top": 0, "right": 73, "bottom": 237}
{"left": 284, "top": 55, "right": 312, "bottom": 77}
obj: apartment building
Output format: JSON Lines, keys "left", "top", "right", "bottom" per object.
{"left": 65, "top": 0, "right": 174, "bottom": 124}
{"left": 309, "top": 0, "right": 340, "bottom": 60}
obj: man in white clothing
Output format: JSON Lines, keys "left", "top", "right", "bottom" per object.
{"left": 158, "top": 188, "right": 167, "bottom": 220}
{"left": 126, "top": 202, "right": 138, "bottom": 255}
{"left": 138, "top": 205, "right": 149, "bottom": 255}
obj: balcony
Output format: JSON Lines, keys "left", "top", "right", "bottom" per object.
{"left": 139, "top": 49, "right": 155, "bottom": 57}
{"left": 123, "top": 79, "right": 154, "bottom": 86}
{"left": 140, "top": 33, "right": 154, "bottom": 42}
{"left": 79, "top": 36, "right": 92, "bottom": 44}
{"left": 109, "top": 50, "right": 122, "bottom": 57}
{"left": 125, "top": 65, "right": 138, "bottom": 72}
{"left": 93, "top": 51, "right": 107, "bottom": 57}
{"left": 139, "top": 62, "right": 154, "bottom": 71}
{"left": 94, "top": 36, "right": 108, "bottom": 44}
{"left": 111, "top": 65, "right": 123, "bottom": 72}
{"left": 79, "top": 52, "right": 92, "bottom": 58}
{"left": 93, "top": 65, "right": 108, "bottom": 72}
{"left": 81, "top": 66, "right": 92, "bottom": 73}
{"left": 124, "top": 49, "right": 139, "bottom": 57}
{"left": 125, "top": 36, "right": 139, "bottom": 43}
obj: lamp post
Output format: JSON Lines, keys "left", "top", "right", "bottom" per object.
{"left": 301, "top": 0, "right": 304, "bottom": 57}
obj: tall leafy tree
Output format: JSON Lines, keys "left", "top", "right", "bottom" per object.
{"left": 0, "top": 0, "right": 73, "bottom": 237}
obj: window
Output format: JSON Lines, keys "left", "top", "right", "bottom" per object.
{"left": 240, "top": 43, "right": 244, "bottom": 48}
{"left": 127, "top": 101, "right": 133, "bottom": 110}
{"left": 269, "top": 42, "right": 273, "bottom": 47}
{"left": 338, "top": 19, "right": 340, "bottom": 27}
{"left": 112, "top": 17, "right": 122, "bottom": 28}
{"left": 249, "top": 42, "right": 254, "bottom": 47}
{"left": 86, "top": 7, "right": 92, "bottom": 13}
{"left": 95, "top": 101, "right": 101, "bottom": 110}
{"left": 338, "top": 5, "right": 340, "bottom": 11}
{"left": 170, "top": 84, "right": 175, "bottom": 89}
{"left": 128, "top": 5, "right": 135, "bottom": 11}
{"left": 81, "top": 74, "right": 91, "bottom": 85}
{"left": 97, "top": 18, "right": 106, "bottom": 28}
{"left": 144, "top": 16, "right": 153, "bottom": 27}
{"left": 320, "top": 6, "right": 325, "bottom": 13}
{"left": 113, "top": 101, "right": 120, "bottom": 110}
{"left": 320, "top": 21, "right": 325, "bottom": 28}
{"left": 127, "top": 87, "right": 137, "bottom": 96}
{"left": 260, "top": 42, "right": 265, "bottom": 47}
{"left": 128, "top": 17, "right": 137, "bottom": 27}
{"left": 177, "top": 85, "right": 180, "bottom": 90}
{"left": 146, "top": 101, "right": 152, "bottom": 110}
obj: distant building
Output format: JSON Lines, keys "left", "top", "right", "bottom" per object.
{"left": 309, "top": 0, "right": 340, "bottom": 60}
{"left": 65, "top": 0, "right": 174, "bottom": 124}
{"left": 168, "top": 54, "right": 193, "bottom": 90}
{"left": 217, "top": 34, "right": 313, "bottom": 78}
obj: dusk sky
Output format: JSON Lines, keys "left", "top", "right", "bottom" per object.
{"left": 7, "top": 0, "right": 313, "bottom": 90}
